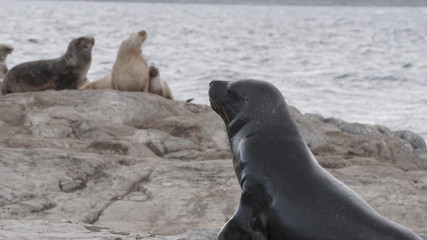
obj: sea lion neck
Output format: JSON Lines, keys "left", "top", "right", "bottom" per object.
{"left": 227, "top": 114, "right": 250, "bottom": 138}
{"left": 61, "top": 51, "right": 89, "bottom": 69}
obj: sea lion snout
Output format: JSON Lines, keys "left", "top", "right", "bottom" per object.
{"left": 83, "top": 36, "right": 95, "bottom": 47}
{"left": 4, "top": 44, "right": 13, "bottom": 52}
{"left": 208, "top": 80, "right": 228, "bottom": 100}
{"left": 0, "top": 44, "right": 14, "bottom": 58}
{"left": 88, "top": 36, "right": 95, "bottom": 45}
{"left": 75, "top": 36, "right": 95, "bottom": 51}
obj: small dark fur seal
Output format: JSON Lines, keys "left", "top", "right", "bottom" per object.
{"left": 2, "top": 36, "right": 94, "bottom": 94}
{"left": 209, "top": 79, "right": 422, "bottom": 240}
{"left": 148, "top": 65, "right": 173, "bottom": 100}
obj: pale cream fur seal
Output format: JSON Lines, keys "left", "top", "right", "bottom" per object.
{"left": 0, "top": 43, "right": 13, "bottom": 79}
{"left": 111, "top": 30, "right": 150, "bottom": 92}
{"left": 82, "top": 30, "right": 150, "bottom": 91}
{"left": 81, "top": 74, "right": 112, "bottom": 89}
{"left": 148, "top": 65, "right": 173, "bottom": 100}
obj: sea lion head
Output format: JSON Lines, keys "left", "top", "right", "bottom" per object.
{"left": 209, "top": 79, "right": 287, "bottom": 136}
{"left": 67, "top": 36, "right": 95, "bottom": 59}
{"left": 0, "top": 44, "right": 13, "bottom": 61}
{"left": 132, "top": 30, "right": 148, "bottom": 43}
{"left": 149, "top": 65, "right": 159, "bottom": 78}
{"left": 125, "top": 30, "right": 147, "bottom": 47}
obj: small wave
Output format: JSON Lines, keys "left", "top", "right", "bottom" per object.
{"left": 334, "top": 73, "right": 352, "bottom": 79}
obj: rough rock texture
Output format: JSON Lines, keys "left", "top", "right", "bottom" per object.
{"left": 0, "top": 220, "right": 218, "bottom": 240}
{"left": 0, "top": 89, "right": 426, "bottom": 238}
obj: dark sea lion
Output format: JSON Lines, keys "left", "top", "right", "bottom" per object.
{"left": 1, "top": 36, "right": 94, "bottom": 95}
{"left": 209, "top": 79, "right": 422, "bottom": 240}
{"left": 0, "top": 43, "right": 13, "bottom": 79}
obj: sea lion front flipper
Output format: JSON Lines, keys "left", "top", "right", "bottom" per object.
{"left": 217, "top": 201, "right": 267, "bottom": 240}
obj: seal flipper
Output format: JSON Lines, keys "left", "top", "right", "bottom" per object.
{"left": 218, "top": 203, "right": 268, "bottom": 240}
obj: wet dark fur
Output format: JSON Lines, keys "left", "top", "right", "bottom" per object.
{"left": 2, "top": 36, "right": 93, "bottom": 94}
{"left": 209, "top": 79, "right": 423, "bottom": 240}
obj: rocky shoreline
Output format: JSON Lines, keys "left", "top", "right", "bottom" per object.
{"left": 0, "top": 89, "right": 426, "bottom": 239}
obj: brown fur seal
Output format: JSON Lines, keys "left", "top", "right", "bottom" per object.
{"left": 148, "top": 65, "right": 173, "bottom": 100}
{"left": 2, "top": 36, "right": 94, "bottom": 95}
{"left": 111, "top": 30, "right": 150, "bottom": 92}
{"left": 209, "top": 79, "right": 423, "bottom": 240}
{"left": 0, "top": 44, "right": 13, "bottom": 79}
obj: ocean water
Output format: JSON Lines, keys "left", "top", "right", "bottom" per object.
{"left": 1, "top": 1, "right": 426, "bottom": 140}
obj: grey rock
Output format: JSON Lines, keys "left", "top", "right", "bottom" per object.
{"left": 324, "top": 117, "right": 346, "bottom": 126}
{"left": 26, "top": 111, "right": 52, "bottom": 125}
{"left": 0, "top": 103, "right": 25, "bottom": 126}
{"left": 0, "top": 90, "right": 425, "bottom": 238}
{"left": 163, "top": 136, "right": 197, "bottom": 153}
{"left": 72, "top": 120, "right": 107, "bottom": 140}
{"left": 0, "top": 220, "right": 218, "bottom": 240}
{"left": 339, "top": 123, "right": 382, "bottom": 135}
{"left": 395, "top": 130, "right": 427, "bottom": 154}
{"left": 30, "top": 121, "right": 72, "bottom": 138}
{"left": 376, "top": 125, "right": 393, "bottom": 136}
{"left": 289, "top": 106, "right": 328, "bottom": 148}
{"left": 304, "top": 113, "right": 326, "bottom": 122}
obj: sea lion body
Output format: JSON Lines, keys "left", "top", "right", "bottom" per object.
{"left": 0, "top": 44, "right": 13, "bottom": 79}
{"left": 2, "top": 36, "right": 94, "bottom": 95}
{"left": 209, "top": 79, "right": 422, "bottom": 240}
{"left": 111, "top": 30, "right": 149, "bottom": 92}
{"left": 148, "top": 65, "right": 173, "bottom": 99}
{"left": 81, "top": 74, "right": 112, "bottom": 90}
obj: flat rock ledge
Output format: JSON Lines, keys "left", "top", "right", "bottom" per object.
{"left": 0, "top": 89, "right": 426, "bottom": 239}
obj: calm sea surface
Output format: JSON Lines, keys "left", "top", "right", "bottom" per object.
{"left": 1, "top": 1, "right": 427, "bottom": 140}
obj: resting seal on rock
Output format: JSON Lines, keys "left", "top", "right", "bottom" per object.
{"left": 1, "top": 36, "right": 94, "bottom": 95}
{"left": 81, "top": 74, "right": 112, "bottom": 90}
{"left": 0, "top": 43, "right": 13, "bottom": 79}
{"left": 148, "top": 65, "right": 173, "bottom": 99}
{"left": 209, "top": 79, "right": 422, "bottom": 240}
{"left": 111, "top": 30, "right": 150, "bottom": 92}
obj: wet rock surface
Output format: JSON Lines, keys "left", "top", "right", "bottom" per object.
{"left": 0, "top": 89, "right": 426, "bottom": 238}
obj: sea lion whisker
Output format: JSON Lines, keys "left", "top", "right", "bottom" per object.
{"left": 225, "top": 104, "right": 237, "bottom": 115}
{"left": 218, "top": 102, "right": 230, "bottom": 124}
